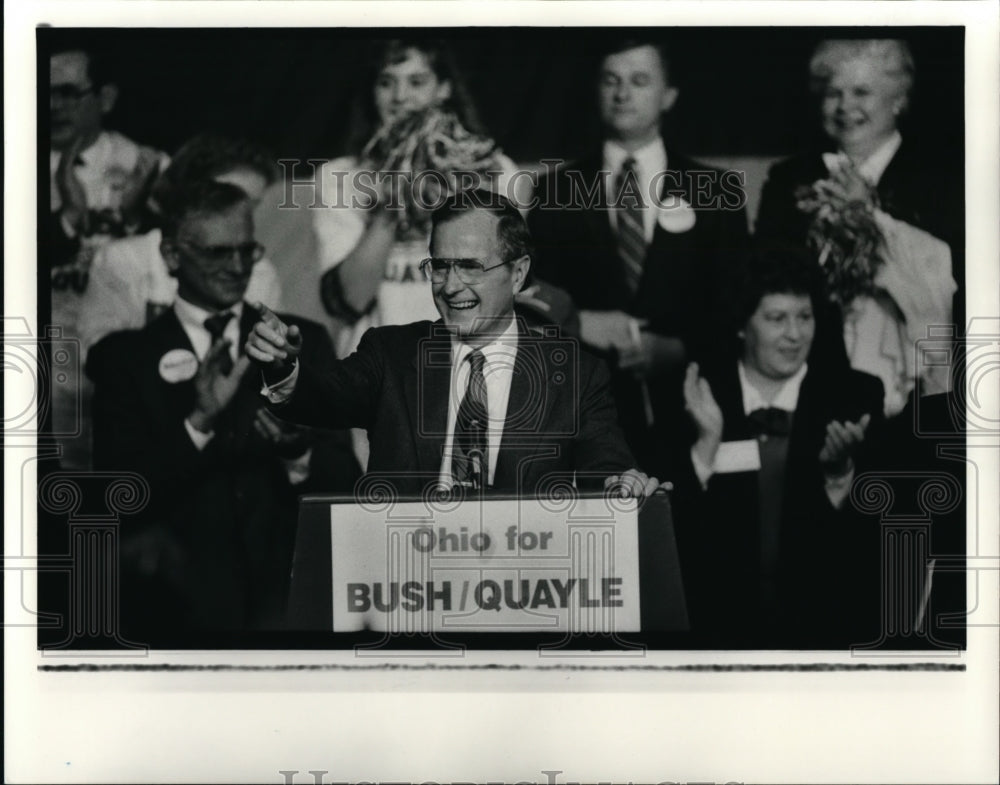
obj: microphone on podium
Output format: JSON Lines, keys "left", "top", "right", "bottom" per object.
{"left": 468, "top": 447, "right": 485, "bottom": 491}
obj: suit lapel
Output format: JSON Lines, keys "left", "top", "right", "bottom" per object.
{"left": 578, "top": 153, "right": 618, "bottom": 255}
{"left": 227, "top": 305, "right": 270, "bottom": 442}
{"left": 145, "top": 309, "right": 200, "bottom": 423}
{"left": 713, "top": 362, "right": 756, "bottom": 442}
{"left": 786, "top": 367, "right": 825, "bottom": 467}
{"left": 493, "top": 327, "right": 557, "bottom": 488}
{"left": 406, "top": 323, "right": 450, "bottom": 475}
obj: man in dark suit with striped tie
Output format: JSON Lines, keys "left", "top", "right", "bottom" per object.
{"left": 247, "top": 189, "right": 663, "bottom": 499}
{"left": 529, "top": 38, "right": 750, "bottom": 474}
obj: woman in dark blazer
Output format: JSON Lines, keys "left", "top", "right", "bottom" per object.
{"left": 671, "top": 248, "right": 885, "bottom": 648}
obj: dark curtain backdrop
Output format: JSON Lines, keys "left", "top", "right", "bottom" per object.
{"left": 40, "top": 27, "right": 964, "bottom": 164}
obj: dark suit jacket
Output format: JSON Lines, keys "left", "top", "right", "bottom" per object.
{"left": 528, "top": 149, "right": 750, "bottom": 471}
{"left": 755, "top": 139, "right": 965, "bottom": 328}
{"left": 669, "top": 359, "right": 885, "bottom": 648}
{"left": 87, "top": 306, "right": 359, "bottom": 634}
{"left": 272, "top": 319, "right": 636, "bottom": 496}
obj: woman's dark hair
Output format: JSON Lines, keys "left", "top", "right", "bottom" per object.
{"left": 343, "top": 38, "right": 484, "bottom": 157}
{"left": 729, "top": 244, "right": 826, "bottom": 333}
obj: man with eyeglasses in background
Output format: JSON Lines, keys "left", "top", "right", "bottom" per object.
{"left": 46, "top": 43, "right": 170, "bottom": 470}
{"left": 86, "top": 179, "right": 359, "bottom": 638}
{"left": 247, "top": 189, "right": 664, "bottom": 499}
{"left": 49, "top": 43, "right": 168, "bottom": 273}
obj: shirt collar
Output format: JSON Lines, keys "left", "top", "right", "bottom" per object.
{"left": 76, "top": 131, "right": 112, "bottom": 167}
{"left": 738, "top": 360, "right": 808, "bottom": 416}
{"left": 50, "top": 131, "right": 109, "bottom": 168}
{"left": 603, "top": 136, "right": 667, "bottom": 177}
{"left": 174, "top": 297, "right": 244, "bottom": 334}
{"left": 450, "top": 316, "right": 519, "bottom": 369}
{"left": 823, "top": 130, "right": 902, "bottom": 185}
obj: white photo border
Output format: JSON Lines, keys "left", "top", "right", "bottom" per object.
{"left": 5, "top": 2, "right": 999, "bottom": 783}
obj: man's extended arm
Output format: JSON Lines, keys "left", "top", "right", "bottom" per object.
{"left": 247, "top": 302, "right": 382, "bottom": 432}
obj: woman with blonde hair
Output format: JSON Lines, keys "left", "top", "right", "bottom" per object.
{"left": 756, "top": 38, "right": 959, "bottom": 417}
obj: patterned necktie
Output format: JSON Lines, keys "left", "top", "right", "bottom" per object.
{"left": 452, "top": 350, "right": 488, "bottom": 489}
{"left": 615, "top": 156, "right": 646, "bottom": 293}
{"left": 203, "top": 311, "right": 235, "bottom": 375}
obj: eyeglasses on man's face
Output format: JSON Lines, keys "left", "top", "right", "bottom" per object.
{"left": 419, "top": 257, "right": 516, "bottom": 284}
{"left": 177, "top": 240, "right": 266, "bottom": 267}
{"left": 50, "top": 84, "right": 96, "bottom": 105}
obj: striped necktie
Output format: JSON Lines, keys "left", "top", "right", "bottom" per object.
{"left": 615, "top": 156, "right": 646, "bottom": 293}
{"left": 203, "top": 311, "right": 235, "bottom": 375}
{"left": 452, "top": 350, "right": 488, "bottom": 488}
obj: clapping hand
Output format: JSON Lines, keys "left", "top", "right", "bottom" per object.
{"left": 683, "top": 363, "right": 723, "bottom": 439}
{"left": 814, "top": 156, "right": 877, "bottom": 207}
{"left": 245, "top": 302, "right": 302, "bottom": 382}
{"left": 818, "top": 413, "right": 871, "bottom": 477}
{"left": 189, "top": 340, "right": 250, "bottom": 433}
{"left": 683, "top": 362, "right": 724, "bottom": 469}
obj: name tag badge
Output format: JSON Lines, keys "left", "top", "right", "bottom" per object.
{"left": 715, "top": 439, "right": 762, "bottom": 474}
{"left": 159, "top": 348, "right": 198, "bottom": 384}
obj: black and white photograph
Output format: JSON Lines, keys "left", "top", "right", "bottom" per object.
{"left": 5, "top": 1, "right": 999, "bottom": 783}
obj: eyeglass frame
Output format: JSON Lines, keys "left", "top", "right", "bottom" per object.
{"left": 174, "top": 239, "right": 266, "bottom": 266}
{"left": 418, "top": 256, "right": 525, "bottom": 284}
{"left": 50, "top": 84, "right": 97, "bottom": 105}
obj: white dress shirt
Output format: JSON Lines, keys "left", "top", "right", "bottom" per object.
{"left": 176, "top": 298, "right": 243, "bottom": 450}
{"left": 822, "top": 130, "right": 902, "bottom": 186}
{"left": 737, "top": 360, "right": 808, "bottom": 416}
{"left": 174, "top": 297, "right": 243, "bottom": 368}
{"left": 603, "top": 136, "right": 668, "bottom": 244}
{"left": 262, "top": 317, "right": 521, "bottom": 488}
{"left": 438, "top": 318, "right": 519, "bottom": 488}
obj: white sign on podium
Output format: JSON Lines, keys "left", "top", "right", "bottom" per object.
{"left": 329, "top": 497, "right": 641, "bottom": 633}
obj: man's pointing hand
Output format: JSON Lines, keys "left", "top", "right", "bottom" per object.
{"left": 245, "top": 301, "right": 302, "bottom": 382}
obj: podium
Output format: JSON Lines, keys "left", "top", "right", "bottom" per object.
{"left": 286, "top": 492, "right": 687, "bottom": 636}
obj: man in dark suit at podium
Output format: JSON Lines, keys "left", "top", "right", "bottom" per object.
{"left": 528, "top": 38, "right": 750, "bottom": 474}
{"left": 88, "top": 179, "right": 358, "bottom": 635}
{"left": 247, "top": 189, "right": 662, "bottom": 499}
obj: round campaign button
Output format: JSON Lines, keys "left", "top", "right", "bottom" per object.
{"left": 657, "top": 196, "right": 696, "bottom": 233}
{"left": 158, "top": 348, "right": 198, "bottom": 383}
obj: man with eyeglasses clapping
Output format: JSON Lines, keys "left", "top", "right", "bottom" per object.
{"left": 86, "top": 180, "right": 359, "bottom": 638}
{"left": 248, "top": 189, "right": 664, "bottom": 499}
